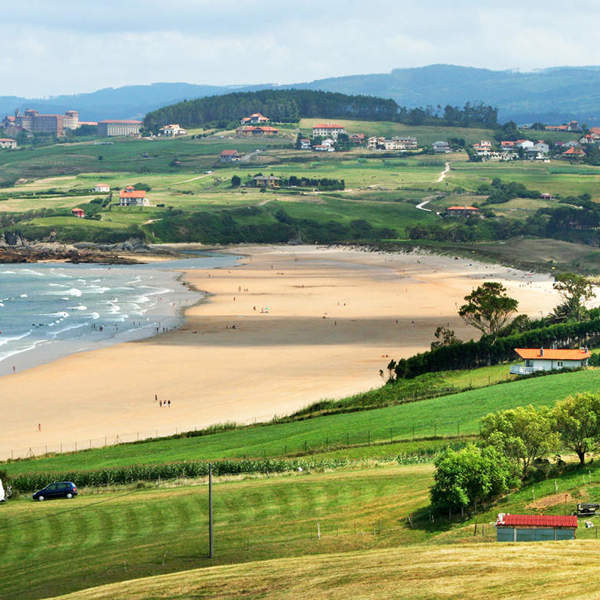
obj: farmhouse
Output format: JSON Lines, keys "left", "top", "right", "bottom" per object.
{"left": 220, "top": 149, "right": 241, "bottom": 162}
{"left": 299, "top": 138, "right": 311, "bottom": 150}
{"left": 71, "top": 208, "right": 85, "bottom": 218}
{"left": 510, "top": 347, "right": 590, "bottom": 375}
{"left": 253, "top": 175, "right": 280, "bottom": 188}
{"left": 159, "top": 124, "right": 187, "bottom": 136}
{"left": 432, "top": 141, "right": 450, "bottom": 153}
{"left": 94, "top": 183, "right": 110, "bottom": 193}
{"left": 236, "top": 125, "right": 279, "bottom": 137}
{"left": 241, "top": 113, "right": 269, "bottom": 124}
{"left": 563, "top": 146, "right": 585, "bottom": 158}
{"left": 312, "top": 123, "right": 346, "bottom": 140}
{"left": 119, "top": 186, "right": 148, "bottom": 207}
{"left": 445, "top": 206, "right": 479, "bottom": 217}
{"left": 0, "top": 138, "right": 17, "bottom": 149}
{"left": 350, "top": 133, "right": 365, "bottom": 145}
{"left": 496, "top": 513, "right": 577, "bottom": 542}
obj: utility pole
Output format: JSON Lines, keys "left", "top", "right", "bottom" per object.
{"left": 208, "top": 463, "right": 214, "bottom": 559}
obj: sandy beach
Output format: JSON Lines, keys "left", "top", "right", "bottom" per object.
{"left": 0, "top": 245, "right": 563, "bottom": 459}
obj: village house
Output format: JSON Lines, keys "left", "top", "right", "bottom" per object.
{"left": 240, "top": 113, "right": 269, "bottom": 124}
{"left": 496, "top": 514, "right": 577, "bottom": 542}
{"left": 510, "top": 347, "right": 590, "bottom": 375}
{"left": 220, "top": 149, "right": 241, "bottom": 162}
{"left": 313, "top": 144, "right": 335, "bottom": 152}
{"left": 350, "top": 133, "right": 365, "bottom": 145}
{"left": 71, "top": 208, "right": 85, "bottom": 218}
{"left": 432, "top": 140, "right": 451, "bottom": 153}
{"left": 253, "top": 175, "right": 281, "bottom": 188}
{"left": 312, "top": 123, "right": 346, "bottom": 141}
{"left": 159, "top": 124, "right": 187, "bottom": 136}
{"left": 445, "top": 205, "right": 480, "bottom": 217}
{"left": 367, "top": 136, "right": 418, "bottom": 151}
{"left": 93, "top": 183, "right": 110, "bottom": 193}
{"left": 540, "top": 192, "right": 554, "bottom": 200}
{"left": 524, "top": 142, "right": 549, "bottom": 160}
{"left": 562, "top": 146, "right": 585, "bottom": 158}
{"left": 0, "top": 138, "right": 17, "bottom": 149}
{"left": 299, "top": 138, "right": 311, "bottom": 150}
{"left": 98, "top": 120, "right": 142, "bottom": 137}
{"left": 236, "top": 125, "right": 279, "bottom": 137}
{"left": 119, "top": 186, "right": 149, "bottom": 207}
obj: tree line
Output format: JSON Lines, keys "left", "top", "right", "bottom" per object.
{"left": 143, "top": 89, "right": 498, "bottom": 131}
{"left": 432, "top": 393, "right": 600, "bottom": 515}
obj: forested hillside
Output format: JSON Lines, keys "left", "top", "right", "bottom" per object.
{"left": 143, "top": 88, "right": 497, "bottom": 130}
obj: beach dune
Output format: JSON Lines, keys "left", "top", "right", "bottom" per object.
{"left": 0, "top": 245, "right": 561, "bottom": 459}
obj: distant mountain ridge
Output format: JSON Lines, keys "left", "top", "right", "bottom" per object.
{"left": 2, "top": 65, "right": 600, "bottom": 124}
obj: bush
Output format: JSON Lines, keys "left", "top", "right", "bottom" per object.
{"left": 430, "top": 444, "right": 518, "bottom": 515}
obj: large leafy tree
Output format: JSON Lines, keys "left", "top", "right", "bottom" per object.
{"left": 480, "top": 405, "right": 559, "bottom": 476}
{"left": 458, "top": 282, "right": 518, "bottom": 340}
{"left": 551, "top": 393, "right": 600, "bottom": 465}
{"left": 430, "top": 444, "right": 517, "bottom": 514}
{"left": 552, "top": 273, "right": 595, "bottom": 322}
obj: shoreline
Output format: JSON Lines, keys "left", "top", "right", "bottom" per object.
{"left": 0, "top": 245, "right": 565, "bottom": 460}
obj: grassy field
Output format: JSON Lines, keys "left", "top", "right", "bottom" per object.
{"left": 4, "top": 367, "right": 598, "bottom": 477}
{"left": 0, "top": 465, "right": 433, "bottom": 599}
{"left": 5, "top": 457, "right": 600, "bottom": 600}
{"left": 48, "top": 542, "right": 600, "bottom": 600}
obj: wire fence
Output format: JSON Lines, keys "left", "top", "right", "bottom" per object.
{"left": 1, "top": 414, "right": 478, "bottom": 463}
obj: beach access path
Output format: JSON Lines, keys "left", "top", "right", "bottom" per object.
{"left": 0, "top": 245, "right": 561, "bottom": 459}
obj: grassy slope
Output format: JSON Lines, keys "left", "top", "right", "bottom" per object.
{"left": 0, "top": 465, "right": 433, "bottom": 600}
{"left": 50, "top": 542, "right": 600, "bottom": 600}
{"left": 4, "top": 368, "right": 599, "bottom": 477}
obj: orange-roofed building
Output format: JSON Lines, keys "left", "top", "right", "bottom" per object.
{"left": 563, "top": 146, "right": 585, "bottom": 158}
{"left": 119, "top": 188, "right": 148, "bottom": 207}
{"left": 71, "top": 208, "right": 85, "bottom": 218}
{"left": 445, "top": 206, "right": 480, "bottom": 217}
{"left": 240, "top": 113, "right": 269, "bottom": 124}
{"left": 510, "top": 347, "right": 591, "bottom": 375}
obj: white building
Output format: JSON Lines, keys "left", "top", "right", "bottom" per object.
{"left": 432, "top": 141, "right": 451, "bottom": 153}
{"left": 159, "top": 124, "right": 187, "bottom": 136}
{"left": 510, "top": 347, "right": 591, "bottom": 375}
{"left": 94, "top": 183, "right": 110, "bottom": 193}
{"left": 98, "top": 120, "right": 142, "bottom": 137}
{"left": 312, "top": 123, "right": 346, "bottom": 140}
{"left": 0, "top": 138, "right": 17, "bottom": 149}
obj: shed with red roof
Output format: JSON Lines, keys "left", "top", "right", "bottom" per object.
{"left": 496, "top": 513, "right": 577, "bottom": 541}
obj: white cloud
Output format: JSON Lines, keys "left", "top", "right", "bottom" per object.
{"left": 1, "top": 0, "right": 600, "bottom": 96}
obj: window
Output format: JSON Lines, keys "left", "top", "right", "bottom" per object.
{"left": 557, "top": 361, "right": 563, "bottom": 367}
{"left": 525, "top": 360, "right": 532, "bottom": 367}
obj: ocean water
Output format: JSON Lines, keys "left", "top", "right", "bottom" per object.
{"left": 0, "top": 252, "right": 240, "bottom": 376}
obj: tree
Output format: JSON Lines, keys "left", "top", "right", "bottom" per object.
{"left": 430, "top": 326, "right": 461, "bottom": 350}
{"left": 458, "top": 282, "right": 518, "bottom": 340}
{"left": 480, "top": 405, "right": 559, "bottom": 476}
{"left": 231, "top": 175, "right": 241, "bottom": 188}
{"left": 430, "top": 444, "right": 517, "bottom": 514}
{"left": 551, "top": 393, "right": 600, "bottom": 465}
{"left": 552, "top": 273, "right": 594, "bottom": 321}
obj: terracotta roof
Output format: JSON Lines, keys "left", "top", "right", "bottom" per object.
{"left": 447, "top": 206, "right": 479, "bottom": 211}
{"left": 72, "top": 208, "right": 84, "bottom": 213}
{"left": 497, "top": 514, "right": 577, "bottom": 528}
{"left": 119, "top": 190, "right": 146, "bottom": 198}
{"left": 515, "top": 348, "right": 591, "bottom": 360}
{"left": 563, "top": 146, "right": 584, "bottom": 155}
{"left": 220, "top": 150, "right": 239, "bottom": 156}
{"left": 313, "top": 123, "right": 344, "bottom": 129}
{"left": 0, "top": 138, "right": 15, "bottom": 142}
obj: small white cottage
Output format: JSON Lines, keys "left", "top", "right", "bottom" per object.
{"left": 510, "top": 347, "right": 591, "bottom": 375}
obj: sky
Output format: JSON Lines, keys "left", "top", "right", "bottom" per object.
{"left": 2, "top": 0, "right": 599, "bottom": 97}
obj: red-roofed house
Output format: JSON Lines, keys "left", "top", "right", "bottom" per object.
{"left": 312, "top": 123, "right": 346, "bottom": 140}
{"left": 119, "top": 188, "right": 148, "bottom": 206}
{"left": 236, "top": 125, "right": 279, "bottom": 137}
{"left": 240, "top": 113, "right": 269, "bottom": 124}
{"left": 94, "top": 183, "right": 110, "bottom": 193}
{"left": 510, "top": 347, "right": 590, "bottom": 375}
{"left": 445, "top": 206, "right": 480, "bottom": 217}
{"left": 71, "top": 208, "right": 85, "bottom": 218}
{"left": 563, "top": 146, "right": 585, "bottom": 158}
{"left": 496, "top": 513, "right": 577, "bottom": 541}
{"left": 220, "top": 149, "right": 241, "bottom": 162}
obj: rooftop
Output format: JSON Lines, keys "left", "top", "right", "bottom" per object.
{"left": 497, "top": 514, "right": 577, "bottom": 528}
{"left": 100, "top": 120, "right": 142, "bottom": 124}
{"left": 313, "top": 123, "right": 344, "bottom": 129}
{"left": 515, "top": 348, "right": 591, "bottom": 360}
{"left": 119, "top": 190, "right": 146, "bottom": 198}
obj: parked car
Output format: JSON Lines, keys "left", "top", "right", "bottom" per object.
{"left": 32, "top": 481, "right": 78, "bottom": 502}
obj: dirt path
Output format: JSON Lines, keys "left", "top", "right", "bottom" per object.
{"left": 436, "top": 161, "right": 451, "bottom": 183}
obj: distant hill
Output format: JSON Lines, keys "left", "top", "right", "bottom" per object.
{"left": 3, "top": 65, "right": 600, "bottom": 124}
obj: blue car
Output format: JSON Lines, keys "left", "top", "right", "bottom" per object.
{"left": 32, "top": 481, "right": 78, "bottom": 502}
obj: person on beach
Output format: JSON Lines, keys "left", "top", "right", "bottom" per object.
{"left": 167, "top": 400, "right": 171, "bottom": 408}
{"left": 159, "top": 400, "right": 162, "bottom": 407}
